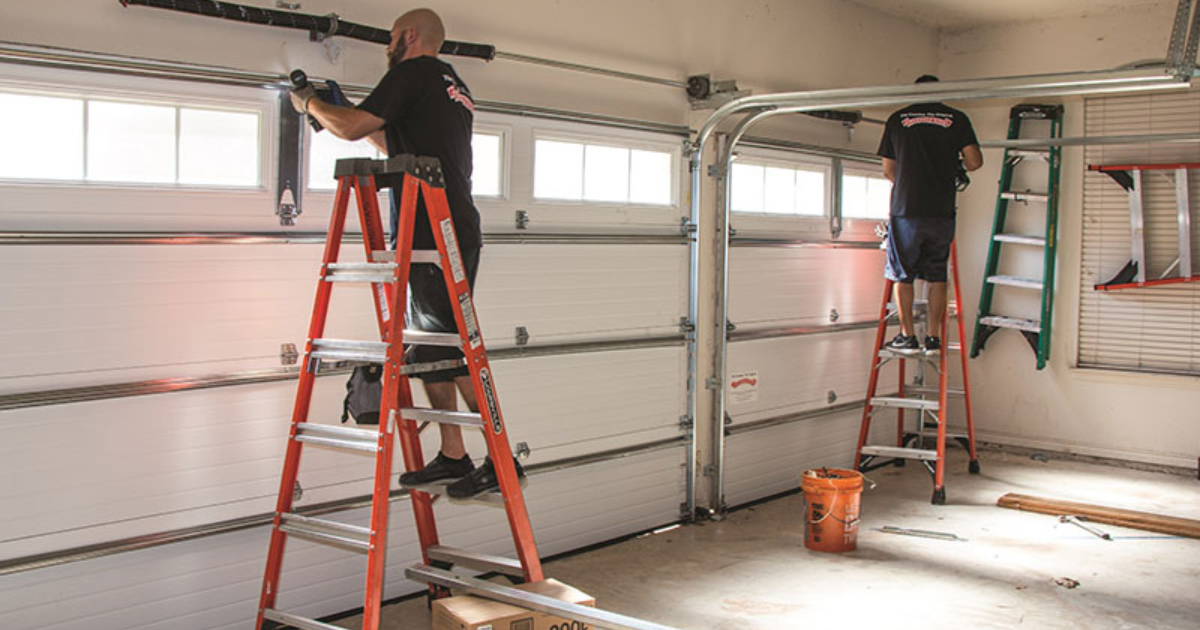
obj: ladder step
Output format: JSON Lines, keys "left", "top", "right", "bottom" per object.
{"left": 1001, "top": 191, "right": 1049, "bottom": 203}
{"left": 869, "top": 396, "right": 939, "bottom": 411}
{"left": 296, "top": 422, "right": 380, "bottom": 441}
{"left": 311, "top": 339, "right": 389, "bottom": 363}
{"left": 860, "top": 445, "right": 940, "bottom": 461}
{"left": 278, "top": 513, "right": 372, "bottom": 552}
{"left": 878, "top": 348, "right": 939, "bottom": 361}
{"left": 427, "top": 545, "right": 525, "bottom": 577}
{"left": 262, "top": 609, "right": 349, "bottom": 630}
{"left": 294, "top": 434, "right": 380, "bottom": 453}
{"left": 993, "top": 233, "right": 1047, "bottom": 247}
{"left": 979, "top": 315, "right": 1042, "bottom": 333}
{"left": 987, "top": 275, "right": 1044, "bottom": 290}
{"left": 401, "top": 407, "right": 483, "bottom": 428}
{"left": 404, "top": 480, "right": 506, "bottom": 507}
{"left": 905, "top": 386, "right": 966, "bottom": 397}
{"left": 407, "top": 565, "right": 684, "bottom": 630}
{"left": 324, "top": 262, "right": 397, "bottom": 283}
{"left": 371, "top": 249, "right": 441, "bottom": 265}
{"left": 1008, "top": 148, "right": 1051, "bottom": 159}
{"left": 400, "top": 358, "right": 466, "bottom": 376}
{"left": 403, "top": 331, "right": 463, "bottom": 347}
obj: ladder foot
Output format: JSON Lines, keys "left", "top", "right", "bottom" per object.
{"left": 931, "top": 487, "right": 947, "bottom": 505}
{"left": 968, "top": 459, "right": 981, "bottom": 475}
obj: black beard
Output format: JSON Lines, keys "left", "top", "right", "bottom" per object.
{"left": 388, "top": 41, "right": 407, "bottom": 69}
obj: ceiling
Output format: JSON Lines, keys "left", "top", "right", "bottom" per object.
{"left": 848, "top": 0, "right": 1175, "bottom": 30}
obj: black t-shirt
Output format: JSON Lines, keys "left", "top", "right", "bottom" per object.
{"left": 358, "top": 56, "right": 481, "bottom": 251}
{"left": 876, "top": 102, "right": 978, "bottom": 218}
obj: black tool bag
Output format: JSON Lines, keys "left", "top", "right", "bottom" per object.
{"left": 341, "top": 364, "right": 383, "bottom": 425}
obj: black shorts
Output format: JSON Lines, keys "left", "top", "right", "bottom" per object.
{"left": 885, "top": 216, "right": 955, "bottom": 283}
{"left": 407, "top": 245, "right": 480, "bottom": 383}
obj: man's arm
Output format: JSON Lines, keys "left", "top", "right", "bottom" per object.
{"left": 366, "top": 130, "right": 388, "bottom": 154}
{"left": 306, "top": 98, "right": 386, "bottom": 142}
{"left": 961, "top": 144, "right": 983, "bottom": 172}
{"left": 882, "top": 157, "right": 896, "bottom": 182}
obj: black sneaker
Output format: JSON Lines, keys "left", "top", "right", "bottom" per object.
{"left": 886, "top": 334, "right": 920, "bottom": 354}
{"left": 923, "top": 336, "right": 942, "bottom": 354}
{"left": 399, "top": 452, "right": 474, "bottom": 487}
{"left": 446, "top": 456, "right": 526, "bottom": 500}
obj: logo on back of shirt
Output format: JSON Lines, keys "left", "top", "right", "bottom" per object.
{"left": 443, "top": 74, "right": 475, "bottom": 113}
{"left": 900, "top": 112, "right": 954, "bottom": 128}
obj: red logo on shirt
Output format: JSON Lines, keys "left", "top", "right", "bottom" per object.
{"left": 443, "top": 74, "right": 474, "bottom": 113}
{"left": 901, "top": 115, "right": 953, "bottom": 128}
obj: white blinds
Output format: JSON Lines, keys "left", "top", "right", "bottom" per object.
{"left": 1080, "top": 90, "right": 1200, "bottom": 374}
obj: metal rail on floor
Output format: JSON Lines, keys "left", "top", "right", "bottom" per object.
{"left": 408, "top": 565, "right": 686, "bottom": 630}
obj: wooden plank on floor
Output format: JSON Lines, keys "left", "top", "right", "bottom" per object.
{"left": 996, "top": 493, "right": 1200, "bottom": 539}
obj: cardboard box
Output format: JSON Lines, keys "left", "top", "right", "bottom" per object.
{"left": 432, "top": 578, "right": 595, "bottom": 630}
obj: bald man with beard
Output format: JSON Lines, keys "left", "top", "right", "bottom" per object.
{"left": 293, "top": 8, "right": 516, "bottom": 499}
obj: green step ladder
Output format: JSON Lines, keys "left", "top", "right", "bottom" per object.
{"left": 971, "top": 104, "right": 1064, "bottom": 370}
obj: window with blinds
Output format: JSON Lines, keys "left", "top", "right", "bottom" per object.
{"left": 1080, "top": 90, "right": 1200, "bottom": 375}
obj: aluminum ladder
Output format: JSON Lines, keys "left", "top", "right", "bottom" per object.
{"left": 854, "top": 244, "right": 979, "bottom": 505}
{"left": 255, "top": 155, "right": 542, "bottom": 630}
{"left": 971, "top": 104, "right": 1064, "bottom": 370}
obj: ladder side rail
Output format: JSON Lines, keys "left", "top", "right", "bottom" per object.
{"left": 1175, "top": 167, "right": 1193, "bottom": 279}
{"left": 354, "top": 174, "right": 396, "bottom": 335}
{"left": 854, "top": 278, "right": 894, "bottom": 469}
{"left": 949, "top": 244, "right": 978, "bottom": 464}
{"left": 1130, "top": 170, "right": 1148, "bottom": 284}
{"left": 386, "top": 175, "right": 443, "bottom": 566}
{"left": 1038, "top": 118, "right": 1064, "bottom": 369}
{"left": 353, "top": 175, "right": 409, "bottom": 630}
{"left": 256, "top": 177, "right": 356, "bottom": 629}
{"left": 933, "top": 281, "right": 951, "bottom": 503}
{"left": 896, "top": 359, "right": 906, "bottom": 447}
{"left": 972, "top": 115, "right": 1023, "bottom": 357}
{"left": 421, "top": 180, "right": 545, "bottom": 583}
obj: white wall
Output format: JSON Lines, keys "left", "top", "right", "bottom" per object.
{"left": 938, "top": 7, "right": 1200, "bottom": 468}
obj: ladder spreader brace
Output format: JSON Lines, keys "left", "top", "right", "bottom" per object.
{"left": 1090, "top": 162, "right": 1198, "bottom": 291}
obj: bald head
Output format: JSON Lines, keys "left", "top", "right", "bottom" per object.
{"left": 394, "top": 8, "right": 445, "bottom": 54}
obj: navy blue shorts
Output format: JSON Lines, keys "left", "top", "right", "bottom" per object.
{"left": 885, "top": 216, "right": 955, "bottom": 283}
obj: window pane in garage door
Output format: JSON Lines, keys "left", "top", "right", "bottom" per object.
{"left": 0, "top": 92, "right": 83, "bottom": 181}
{"left": 178, "top": 108, "right": 260, "bottom": 187}
{"left": 87, "top": 100, "right": 176, "bottom": 184}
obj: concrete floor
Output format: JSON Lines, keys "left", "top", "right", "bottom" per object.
{"left": 361, "top": 449, "right": 1200, "bottom": 629}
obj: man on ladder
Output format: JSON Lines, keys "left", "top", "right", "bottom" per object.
{"left": 877, "top": 75, "right": 984, "bottom": 353}
{"left": 292, "top": 7, "right": 515, "bottom": 498}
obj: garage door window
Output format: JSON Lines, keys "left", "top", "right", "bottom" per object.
{"left": 533, "top": 138, "right": 673, "bottom": 206}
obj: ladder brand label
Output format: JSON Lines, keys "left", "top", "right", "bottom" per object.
{"left": 479, "top": 367, "right": 503, "bottom": 435}
{"left": 376, "top": 284, "right": 390, "bottom": 322}
{"left": 439, "top": 219, "right": 466, "bottom": 284}
{"left": 458, "top": 293, "right": 482, "bottom": 349}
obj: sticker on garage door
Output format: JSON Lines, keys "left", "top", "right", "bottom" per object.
{"left": 729, "top": 371, "right": 759, "bottom": 405}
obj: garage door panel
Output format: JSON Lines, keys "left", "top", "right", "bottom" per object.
{"left": 724, "top": 409, "right": 893, "bottom": 507}
{"left": 725, "top": 329, "right": 894, "bottom": 423}
{"left": 0, "top": 447, "right": 685, "bottom": 630}
{"left": 473, "top": 244, "right": 687, "bottom": 343}
{"left": 729, "top": 247, "right": 886, "bottom": 327}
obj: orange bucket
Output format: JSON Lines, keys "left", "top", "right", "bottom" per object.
{"left": 802, "top": 468, "right": 863, "bottom": 553}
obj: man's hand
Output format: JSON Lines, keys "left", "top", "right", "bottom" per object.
{"left": 290, "top": 83, "right": 317, "bottom": 115}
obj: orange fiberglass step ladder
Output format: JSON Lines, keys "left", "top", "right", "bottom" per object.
{"left": 255, "top": 155, "right": 680, "bottom": 630}
{"left": 853, "top": 244, "right": 980, "bottom": 505}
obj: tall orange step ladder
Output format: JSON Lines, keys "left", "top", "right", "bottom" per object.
{"left": 256, "top": 155, "right": 541, "bottom": 630}
{"left": 853, "top": 243, "right": 980, "bottom": 505}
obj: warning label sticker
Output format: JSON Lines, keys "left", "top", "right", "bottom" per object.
{"left": 479, "top": 367, "right": 503, "bottom": 434}
{"left": 729, "top": 371, "right": 759, "bottom": 405}
{"left": 440, "top": 219, "right": 466, "bottom": 284}
{"left": 376, "top": 285, "right": 390, "bottom": 322}
{"left": 458, "top": 293, "right": 482, "bottom": 349}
